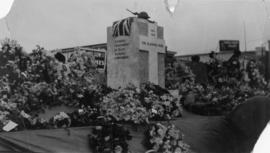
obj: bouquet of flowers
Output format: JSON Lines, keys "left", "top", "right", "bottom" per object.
{"left": 0, "top": 111, "right": 10, "bottom": 128}
{"left": 50, "top": 112, "right": 71, "bottom": 128}
{"left": 144, "top": 123, "right": 190, "bottom": 153}
{"left": 99, "top": 86, "right": 149, "bottom": 124}
{"left": 144, "top": 92, "right": 182, "bottom": 121}
{"left": 89, "top": 122, "right": 132, "bottom": 153}
{"left": 140, "top": 83, "right": 182, "bottom": 121}
{"left": 69, "top": 106, "right": 99, "bottom": 127}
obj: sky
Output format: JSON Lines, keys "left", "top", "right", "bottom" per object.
{"left": 0, "top": 0, "right": 270, "bottom": 55}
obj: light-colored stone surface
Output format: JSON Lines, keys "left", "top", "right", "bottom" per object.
{"left": 107, "top": 17, "right": 166, "bottom": 88}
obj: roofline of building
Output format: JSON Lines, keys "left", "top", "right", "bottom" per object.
{"left": 166, "top": 50, "right": 177, "bottom": 55}
{"left": 81, "top": 43, "right": 107, "bottom": 48}
{"left": 176, "top": 50, "right": 256, "bottom": 58}
{"left": 53, "top": 43, "right": 107, "bottom": 51}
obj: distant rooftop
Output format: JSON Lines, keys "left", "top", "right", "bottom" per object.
{"left": 176, "top": 50, "right": 257, "bottom": 58}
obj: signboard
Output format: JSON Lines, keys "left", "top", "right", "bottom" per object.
{"left": 94, "top": 53, "right": 105, "bottom": 69}
{"left": 219, "top": 40, "right": 240, "bottom": 52}
{"left": 81, "top": 48, "right": 106, "bottom": 70}
{"left": 50, "top": 47, "right": 106, "bottom": 70}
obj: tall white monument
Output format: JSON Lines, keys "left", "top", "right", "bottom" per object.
{"left": 107, "top": 17, "right": 166, "bottom": 88}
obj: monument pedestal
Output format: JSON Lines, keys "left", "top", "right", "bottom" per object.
{"left": 107, "top": 17, "right": 166, "bottom": 89}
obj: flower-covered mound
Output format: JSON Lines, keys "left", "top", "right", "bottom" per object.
{"left": 179, "top": 52, "right": 270, "bottom": 116}
{"left": 99, "top": 83, "right": 183, "bottom": 124}
{"left": 0, "top": 39, "right": 183, "bottom": 131}
{"left": 0, "top": 39, "right": 110, "bottom": 131}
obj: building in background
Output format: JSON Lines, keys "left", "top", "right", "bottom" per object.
{"left": 176, "top": 50, "right": 266, "bottom": 63}
{"left": 165, "top": 49, "right": 177, "bottom": 89}
{"left": 51, "top": 43, "right": 177, "bottom": 72}
{"left": 175, "top": 45, "right": 270, "bottom": 80}
{"left": 165, "top": 49, "right": 177, "bottom": 67}
{"left": 50, "top": 43, "right": 107, "bottom": 71}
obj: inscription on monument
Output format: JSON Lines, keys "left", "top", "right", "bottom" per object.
{"left": 150, "top": 29, "right": 156, "bottom": 37}
{"left": 141, "top": 41, "right": 164, "bottom": 48}
{"left": 114, "top": 39, "right": 129, "bottom": 59}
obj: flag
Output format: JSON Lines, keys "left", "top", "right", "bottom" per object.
{"left": 112, "top": 17, "right": 133, "bottom": 37}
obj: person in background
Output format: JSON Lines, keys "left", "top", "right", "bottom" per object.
{"left": 187, "top": 55, "right": 208, "bottom": 87}
{"left": 226, "top": 50, "right": 242, "bottom": 79}
{"left": 209, "top": 51, "right": 219, "bottom": 64}
{"left": 207, "top": 51, "right": 221, "bottom": 84}
{"left": 0, "top": 44, "right": 11, "bottom": 66}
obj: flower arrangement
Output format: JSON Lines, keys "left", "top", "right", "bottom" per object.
{"left": 50, "top": 112, "right": 71, "bottom": 128}
{"left": 144, "top": 123, "right": 190, "bottom": 153}
{"left": 140, "top": 83, "right": 182, "bottom": 121}
{"left": 0, "top": 111, "right": 10, "bottom": 128}
{"left": 99, "top": 83, "right": 183, "bottom": 124}
{"left": 99, "top": 85, "right": 149, "bottom": 124}
{"left": 0, "top": 40, "right": 186, "bottom": 130}
{"left": 143, "top": 91, "right": 182, "bottom": 121}
{"left": 69, "top": 106, "right": 99, "bottom": 127}
{"left": 180, "top": 58, "right": 270, "bottom": 116}
{"left": 2, "top": 106, "right": 99, "bottom": 131}
{"left": 89, "top": 122, "right": 132, "bottom": 153}
{"left": 0, "top": 41, "right": 113, "bottom": 129}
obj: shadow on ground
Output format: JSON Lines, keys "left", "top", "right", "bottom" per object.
{"left": 174, "top": 96, "right": 270, "bottom": 153}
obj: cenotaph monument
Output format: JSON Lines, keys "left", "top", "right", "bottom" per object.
{"left": 107, "top": 15, "right": 166, "bottom": 88}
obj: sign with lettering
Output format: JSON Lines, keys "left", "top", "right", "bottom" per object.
{"left": 139, "top": 21, "right": 165, "bottom": 53}
{"left": 219, "top": 40, "right": 240, "bottom": 52}
{"left": 83, "top": 48, "right": 106, "bottom": 69}
{"left": 113, "top": 38, "right": 130, "bottom": 59}
{"left": 140, "top": 39, "right": 165, "bottom": 51}
{"left": 94, "top": 52, "right": 105, "bottom": 69}
{"left": 50, "top": 47, "right": 106, "bottom": 70}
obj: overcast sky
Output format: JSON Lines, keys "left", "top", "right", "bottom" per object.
{"left": 0, "top": 0, "right": 270, "bottom": 55}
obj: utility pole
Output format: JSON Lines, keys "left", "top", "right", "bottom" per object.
{"left": 4, "top": 18, "right": 12, "bottom": 38}
{"left": 241, "top": 21, "right": 247, "bottom": 70}
{"left": 268, "top": 40, "right": 270, "bottom": 80}
{"left": 243, "top": 21, "right": 247, "bottom": 52}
